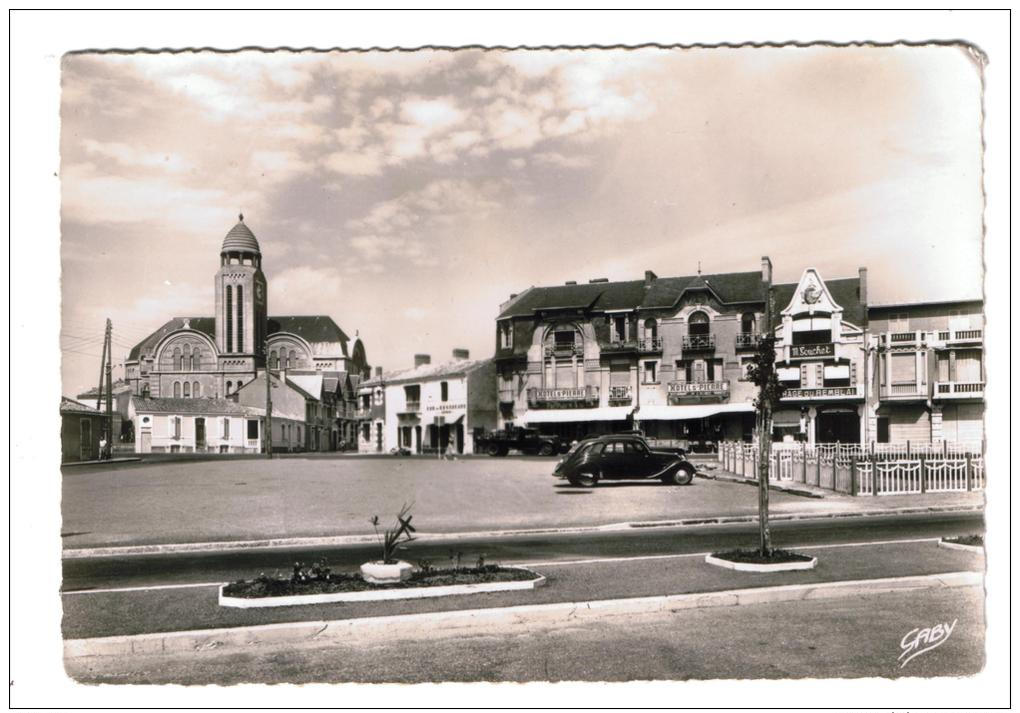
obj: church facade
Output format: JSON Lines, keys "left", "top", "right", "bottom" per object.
{"left": 124, "top": 216, "right": 370, "bottom": 449}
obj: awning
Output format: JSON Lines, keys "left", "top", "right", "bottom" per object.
{"left": 524, "top": 407, "right": 633, "bottom": 424}
{"left": 636, "top": 402, "right": 755, "bottom": 421}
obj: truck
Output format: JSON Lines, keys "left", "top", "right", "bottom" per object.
{"left": 475, "top": 427, "right": 568, "bottom": 457}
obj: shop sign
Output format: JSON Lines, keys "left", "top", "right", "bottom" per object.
{"left": 782, "top": 386, "right": 860, "bottom": 399}
{"left": 668, "top": 381, "right": 729, "bottom": 395}
{"left": 425, "top": 402, "right": 466, "bottom": 413}
{"left": 790, "top": 343, "right": 834, "bottom": 359}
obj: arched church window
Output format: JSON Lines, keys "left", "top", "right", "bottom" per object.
{"left": 183, "top": 344, "right": 192, "bottom": 372}
{"left": 183, "top": 382, "right": 190, "bottom": 398}
{"left": 270, "top": 350, "right": 278, "bottom": 369}
{"left": 173, "top": 347, "right": 182, "bottom": 370}
{"left": 226, "top": 380, "right": 233, "bottom": 395}
{"left": 173, "top": 381, "right": 181, "bottom": 398}
{"left": 288, "top": 350, "right": 296, "bottom": 368}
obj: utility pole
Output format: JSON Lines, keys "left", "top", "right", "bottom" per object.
{"left": 105, "top": 318, "right": 114, "bottom": 451}
{"left": 95, "top": 320, "right": 109, "bottom": 412}
{"left": 756, "top": 280, "right": 775, "bottom": 555}
{"left": 264, "top": 338, "right": 273, "bottom": 459}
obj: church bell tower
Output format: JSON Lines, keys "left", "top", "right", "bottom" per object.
{"left": 214, "top": 214, "right": 268, "bottom": 364}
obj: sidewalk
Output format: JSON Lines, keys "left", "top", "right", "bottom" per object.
{"left": 62, "top": 538, "right": 983, "bottom": 642}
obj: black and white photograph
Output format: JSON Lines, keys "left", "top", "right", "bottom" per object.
{"left": 9, "top": 9, "right": 1011, "bottom": 709}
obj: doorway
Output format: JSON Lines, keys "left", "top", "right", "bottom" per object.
{"left": 80, "top": 418, "right": 93, "bottom": 461}
{"left": 815, "top": 409, "right": 860, "bottom": 444}
{"left": 195, "top": 418, "right": 206, "bottom": 450}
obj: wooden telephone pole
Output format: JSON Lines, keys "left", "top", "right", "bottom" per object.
{"left": 95, "top": 319, "right": 114, "bottom": 458}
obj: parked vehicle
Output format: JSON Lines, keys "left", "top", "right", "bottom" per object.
{"left": 476, "top": 427, "right": 568, "bottom": 457}
{"left": 552, "top": 434, "right": 696, "bottom": 487}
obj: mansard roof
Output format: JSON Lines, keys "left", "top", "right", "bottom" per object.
{"left": 497, "top": 270, "right": 765, "bottom": 318}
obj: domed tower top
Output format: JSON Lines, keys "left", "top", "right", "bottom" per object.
{"left": 221, "top": 213, "right": 261, "bottom": 256}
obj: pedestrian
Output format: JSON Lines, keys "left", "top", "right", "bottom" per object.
{"left": 98, "top": 436, "right": 108, "bottom": 460}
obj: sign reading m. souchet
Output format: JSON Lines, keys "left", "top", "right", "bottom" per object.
{"left": 790, "top": 343, "right": 835, "bottom": 359}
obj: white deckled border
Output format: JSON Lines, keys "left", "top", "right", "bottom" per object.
{"left": 218, "top": 567, "right": 546, "bottom": 608}
{"left": 704, "top": 553, "right": 818, "bottom": 572}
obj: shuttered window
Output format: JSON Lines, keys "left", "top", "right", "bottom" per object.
{"left": 890, "top": 353, "right": 915, "bottom": 383}
{"left": 610, "top": 364, "right": 630, "bottom": 386}
{"left": 555, "top": 361, "right": 576, "bottom": 388}
{"left": 955, "top": 350, "right": 982, "bottom": 382}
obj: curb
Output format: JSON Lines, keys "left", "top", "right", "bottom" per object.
{"left": 696, "top": 471, "right": 825, "bottom": 498}
{"left": 63, "top": 570, "right": 982, "bottom": 659}
{"left": 62, "top": 457, "right": 141, "bottom": 467}
{"left": 704, "top": 553, "right": 818, "bottom": 572}
{"left": 62, "top": 505, "right": 985, "bottom": 559}
{"left": 938, "top": 540, "right": 985, "bottom": 554}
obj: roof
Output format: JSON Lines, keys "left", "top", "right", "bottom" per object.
{"left": 773, "top": 277, "right": 866, "bottom": 327}
{"left": 221, "top": 215, "right": 261, "bottom": 254}
{"left": 60, "top": 397, "right": 102, "bottom": 415}
{"left": 129, "top": 315, "right": 351, "bottom": 362}
{"left": 362, "top": 357, "right": 492, "bottom": 388}
{"left": 498, "top": 271, "right": 765, "bottom": 318}
{"left": 268, "top": 316, "right": 350, "bottom": 350}
{"left": 869, "top": 298, "right": 984, "bottom": 311}
{"left": 127, "top": 317, "right": 216, "bottom": 361}
{"left": 132, "top": 397, "right": 256, "bottom": 416}
{"left": 77, "top": 380, "right": 133, "bottom": 399}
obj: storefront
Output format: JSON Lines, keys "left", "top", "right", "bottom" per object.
{"left": 636, "top": 403, "right": 755, "bottom": 451}
{"left": 524, "top": 406, "right": 633, "bottom": 442}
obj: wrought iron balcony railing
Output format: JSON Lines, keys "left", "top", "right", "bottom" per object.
{"left": 735, "top": 332, "right": 760, "bottom": 349}
{"left": 681, "top": 333, "right": 715, "bottom": 350}
{"left": 637, "top": 336, "right": 662, "bottom": 352}
{"left": 607, "top": 385, "right": 633, "bottom": 402}
{"left": 543, "top": 343, "right": 583, "bottom": 357}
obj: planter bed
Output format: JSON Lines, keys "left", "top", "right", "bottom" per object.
{"left": 220, "top": 565, "right": 545, "bottom": 608}
{"left": 938, "top": 535, "right": 984, "bottom": 554}
{"left": 706, "top": 548, "right": 817, "bottom": 573}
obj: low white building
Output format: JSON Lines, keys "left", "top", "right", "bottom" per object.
{"left": 357, "top": 350, "right": 497, "bottom": 455}
{"left": 134, "top": 397, "right": 265, "bottom": 454}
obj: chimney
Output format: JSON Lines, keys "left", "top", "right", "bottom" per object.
{"left": 374, "top": 366, "right": 383, "bottom": 378}
{"left": 589, "top": 277, "right": 609, "bottom": 284}
{"left": 761, "top": 256, "right": 772, "bottom": 285}
{"left": 414, "top": 354, "right": 431, "bottom": 368}
{"left": 452, "top": 348, "right": 470, "bottom": 361}
{"left": 644, "top": 270, "right": 658, "bottom": 288}
{"left": 509, "top": 293, "right": 517, "bottom": 300}
{"left": 565, "top": 280, "right": 577, "bottom": 285}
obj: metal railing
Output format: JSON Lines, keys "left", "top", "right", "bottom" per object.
{"left": 607, "top": 385, "right": 633, "bottom": 402}
{"left": 544, "top": 343, "right": 583, "bottom": 357}
{"left": 682, "top": 333, "right": 715, "bottom": 350}
{"left": 400, "top": 401, "right": 421, "bottom": 413}
{"left": 718, "top": 440, "right": 984, "bottom": 495}
{"left": 735, "top": 332, "right": 760, "bottom": 349}
{"left": 638, "top": 336, "right": 662, "bottom": 352}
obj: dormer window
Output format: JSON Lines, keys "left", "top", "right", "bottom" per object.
{"left": 688, "top": 311, "right": 710, "bottom": 336}
{"left": 612, "top": 315, "right": 628, "bottom": 342}
{"left": 499, "top": 321, "right": 513, "bottom": 349}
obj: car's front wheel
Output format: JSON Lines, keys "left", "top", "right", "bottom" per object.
{"left": 570, "top": 470, "right": 599, "bottom": 488}
{"left": 538, "top": 443, "right": 555, "bottom": 456}
{"left": 663, "top": 463, "right": 695, "bottom": 485}
{"left": 486, "top": 443, "right": 501, "bottom": 457}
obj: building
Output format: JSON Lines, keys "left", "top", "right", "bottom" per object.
{"left": 123, "top": 215, "right": 371, "bottom": 452}
{"left": 133, "top": 397, "right": 267, "bottom": 454}
{"left": 234, "top": 372, "right": 315, "bottom": 453}
{"left": 76, "top": 380, "right": 135, "bottom": 445}
{"left": 868, "top": 299, "right": 984, "bottom": 446}
{"left": 357, "top": 350, "right": 497, "bottom": 454}
{"left": 496, "top": 260, "right": 984, "bottom": 448}
{"left": 60, "top": 397, "right": 106, "bottom": 463}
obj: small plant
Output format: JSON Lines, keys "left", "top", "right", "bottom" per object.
{"left": 448, "top": 549, "right": 464, "bottom": 571}
{"left": 417, "top": 558, "right": 434, "bottom": 575}
{"left": 369, "top": 502, "right": 417, "bottom": 564}
{"left": 476, "top": 554, "right": 487, "bottom": 569}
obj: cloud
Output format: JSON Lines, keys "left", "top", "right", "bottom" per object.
{"left": 82, "top": 139, "right": 191, "bottom": 173}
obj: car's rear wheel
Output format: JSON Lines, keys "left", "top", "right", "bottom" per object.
{"left": 663, "top": 463, "right": 695, "bottom": 485}
{"left": 538, "top": 443, "right": 554, "bottom": 456}
{"left": 486, "top": 443, "right": 501, "bottom": 457}
{"left": 571, "top": 470, "right": 598, "bottom": 488}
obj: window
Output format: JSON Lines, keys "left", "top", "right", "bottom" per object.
{"left": 498, "top": 321, "right": 513, "bottom": 349}
{"left": 173, "top": 416, "right": 182, "bottom": 439}
{"left": 777, "top": 366, "right": 802, "bottom": 386}
{"left": 183, "top": 344, "right": 191, "bottom": 371}
{"left": 441, "top": 381, "right": 449, "bottom": 402}
{"left": 173, "top": 381, "right": 181, "bottom": 398}
{"left": 246, "top": 419, "right": 259, "bottom": 439}
{"left": 955, "top": 349, "right": 982, "bottom": 382}
{"left": 270, "top": 350, "right": 278, "bottom": 369}
{"left": 823, "top": 364, "right": 852, "bottom": 388}
{"left": 688, "top": 311, "right": 710, "bottom": 336}
{"left": 741, "top": 312, "right": 756, "bottom": 334}
{"left": 612, "top": 315, "right": 627, "bottom": 342}
{"left": 889, "top": 313, "right": 909, "bottom": 332}
{"left": 225, "top": 285, "right": 233, "bottom": 353}
{"left": 643, "top": 361, "right": 658, "bottom": 384}
{"left": 236, "top": 285, "right": 244, "bottom": 351}
{"left": 739, "top": 356, "right": 755, "bottom": 381}
{"left": 889, "top": 353, "right": 915, "bottom": 385}
{"left": 644, "top": 318, "right": 657, "bottom": 339}
{"left": 173, "top": 347, "right": 182, "bottom": 370}
{"left": 193, "top": 381, "right": 200, "bottom": 398}
{"left": 182, "top": 382, "right": 190, "bottom": 398}
{"left": 288, "top": 350, "right": 296, "bottom": 368}
{"left": 222, "top": 418, "right": 230, "bottom": 439}
{"left": 226, "top": 380, "right": 233, "bottom": 395}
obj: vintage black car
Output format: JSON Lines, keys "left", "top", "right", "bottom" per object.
{"left": 475, "top": 427, "right": 568, "bottom": 457}
{"left": 552, "top": 434, "right": 696, "bottom": 487}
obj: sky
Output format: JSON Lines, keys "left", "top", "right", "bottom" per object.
{"left": 59, "top": 45, "right": 985, "bottom": 396}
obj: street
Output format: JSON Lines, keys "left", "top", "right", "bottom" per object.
{"left": 60, "top": 455, "right": 984, "bottom": 550}
{"left": 66, "top": 584, "right": 985, "bottom": 684}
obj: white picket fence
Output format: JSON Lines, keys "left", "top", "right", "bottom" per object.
{"left": 718, "top": 441, "right": 984, "bottom": 496}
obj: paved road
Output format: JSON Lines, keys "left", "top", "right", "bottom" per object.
{"left": 65, "top": 584, "right": 985, "bottom": 684}
{"left": 61, "top": 455, "right": 983, "bottom": 549}
{"left": 62, "top": 510, "right": 984, "bottom": 591}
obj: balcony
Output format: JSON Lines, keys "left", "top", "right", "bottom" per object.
{"left": 780, "top": 384, "right": 864, "bottom": 401}
{"left": 667, "top": 380, "right": 730, "bottom": 399}
{"left": 527, "top": 386, "right": 599, "bottom": 409}
{"left": 934, "top": 329, "right": 983, "bottom": 346}
{"left": 398, "top": 401, "right": 421, "bottom": 415}
{"left": 543, "top": 343, "right": 583, "bottom": 358}
{"left": 637, "top": 336, "right": 662, "bottom": 353}
{"left": 601, "top": 339, "right": 637, "bottom": 354}
{"left": 934, "top": 381, "right": 984, "bottom": 399}
{"left": 879, "top": 331, "right": 925, "bottom": 348}
{"left": 735, "top": 332, "right": 760, "bottom": 350}
{"left": 498, "top": 388, "right": 516, "bottom": 404}
{"left": 607, "top": 385, "right": 633, "bottom": 403}
{"left": 681, "top": 334, "right": 715, "bottom": 351}
{"left": 354, "top": 407, "right": 372, "bottom": 420}
{"left": 879, "top": 382, "right": 928, "bottom": 400}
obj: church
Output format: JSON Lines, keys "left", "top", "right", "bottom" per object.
{"left": 124, "top": 215, "right": 370, "bottom": 450}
